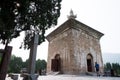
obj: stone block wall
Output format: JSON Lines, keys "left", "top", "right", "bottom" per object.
{"left": 46, "top": 19, "right": 104, "bottom": 74}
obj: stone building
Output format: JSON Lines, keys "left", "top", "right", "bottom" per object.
{"left": 46, "top": 10, "right": 104, "bottom": 74}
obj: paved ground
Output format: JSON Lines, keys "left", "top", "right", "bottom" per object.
{"left": 39, "top": 75, "right": 120, "bottom": 80}
{"left": 6, "top": 74, "right": 120, "bottom": 80}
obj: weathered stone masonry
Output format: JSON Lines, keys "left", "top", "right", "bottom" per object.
{"left": 46, "top": 13, "right": 104, "bottom": 74}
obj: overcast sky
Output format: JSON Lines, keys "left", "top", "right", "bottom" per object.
{"left": 1, "top": 0, "right": 120, "bottom": 61}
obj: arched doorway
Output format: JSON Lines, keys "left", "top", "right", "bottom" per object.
{"left": 87, "top": 54, "right": 93, "bottom": 72}
{"left": 51, "top": 54, "right": 61, "bottom": 72}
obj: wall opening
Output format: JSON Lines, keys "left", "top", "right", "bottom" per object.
{"left": 51, "top": 54, "right": 61, "bottom": 72}
{"left": 87, "top": 54, "right": 93, "bottom": 72}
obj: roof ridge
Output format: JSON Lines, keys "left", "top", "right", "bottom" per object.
{"left": 46, "top": 19, "right": 104, "bottom": 41}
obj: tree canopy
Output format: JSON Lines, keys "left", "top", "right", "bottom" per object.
{"left": 8, "top": 55, "right": 47, "bottom": 73}
{"left": 0, "top": 0, "right": 62, "bottom": 49}
{"left": 104, "top": 62, "right": 120, "bottom": 76}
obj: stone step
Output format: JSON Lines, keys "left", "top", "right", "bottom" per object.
{"left": 47, "top": 71, "right": 60, "bottom": 75}
{"left": 86, "top": 72, "right": 97, "bottom": 76}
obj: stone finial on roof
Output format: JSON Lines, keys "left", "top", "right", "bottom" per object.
{"left": 67, "top": 9, "right": 77, "bottom": 19}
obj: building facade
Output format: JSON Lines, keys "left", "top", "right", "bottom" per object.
{"left": 46, "top": 11, "right": 104, "bottom": 74}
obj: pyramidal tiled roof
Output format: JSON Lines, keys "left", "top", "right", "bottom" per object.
{"left": 46, "top": 18, "right": 104, "bottom": 41}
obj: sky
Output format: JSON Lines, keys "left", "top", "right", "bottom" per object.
{"left": 1, "top": 0, "right": 120, "bottom": 61}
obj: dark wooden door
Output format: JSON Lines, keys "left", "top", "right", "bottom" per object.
{"left": 87, "top": 59, "right": 92, "bottom": 72}
{"left": 51, "top": 59, "right": 61, "bottom": 72}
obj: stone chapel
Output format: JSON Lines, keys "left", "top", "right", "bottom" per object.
{"left": 46, "top": 10, "right": 104, "bottom": 74}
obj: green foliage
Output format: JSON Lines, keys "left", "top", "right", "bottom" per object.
{"left": 8, "top": 55, "right": 47, "bottom": 73}
{"left": 104, "top": 63, "right": 111, "bottom": 71}
{"left": 0, "top": 0, "right": 62, "bottom": 49}
{"left": 36, "top": 59, "right": 46, "bottom": 71}
{"left": 0, "top": 53, "right": 2, "bottom": 63}
{"left": 22, "top": 59, "right": 29, "bottom": 68}
{"left": 8, "top": 55, "right": 23, "bottom": 73}
{"left": 0, "top": 0, "right": 22, "bottom": 44}
{"left": 104, "top": 62, "right": 120, "bottom": 75}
